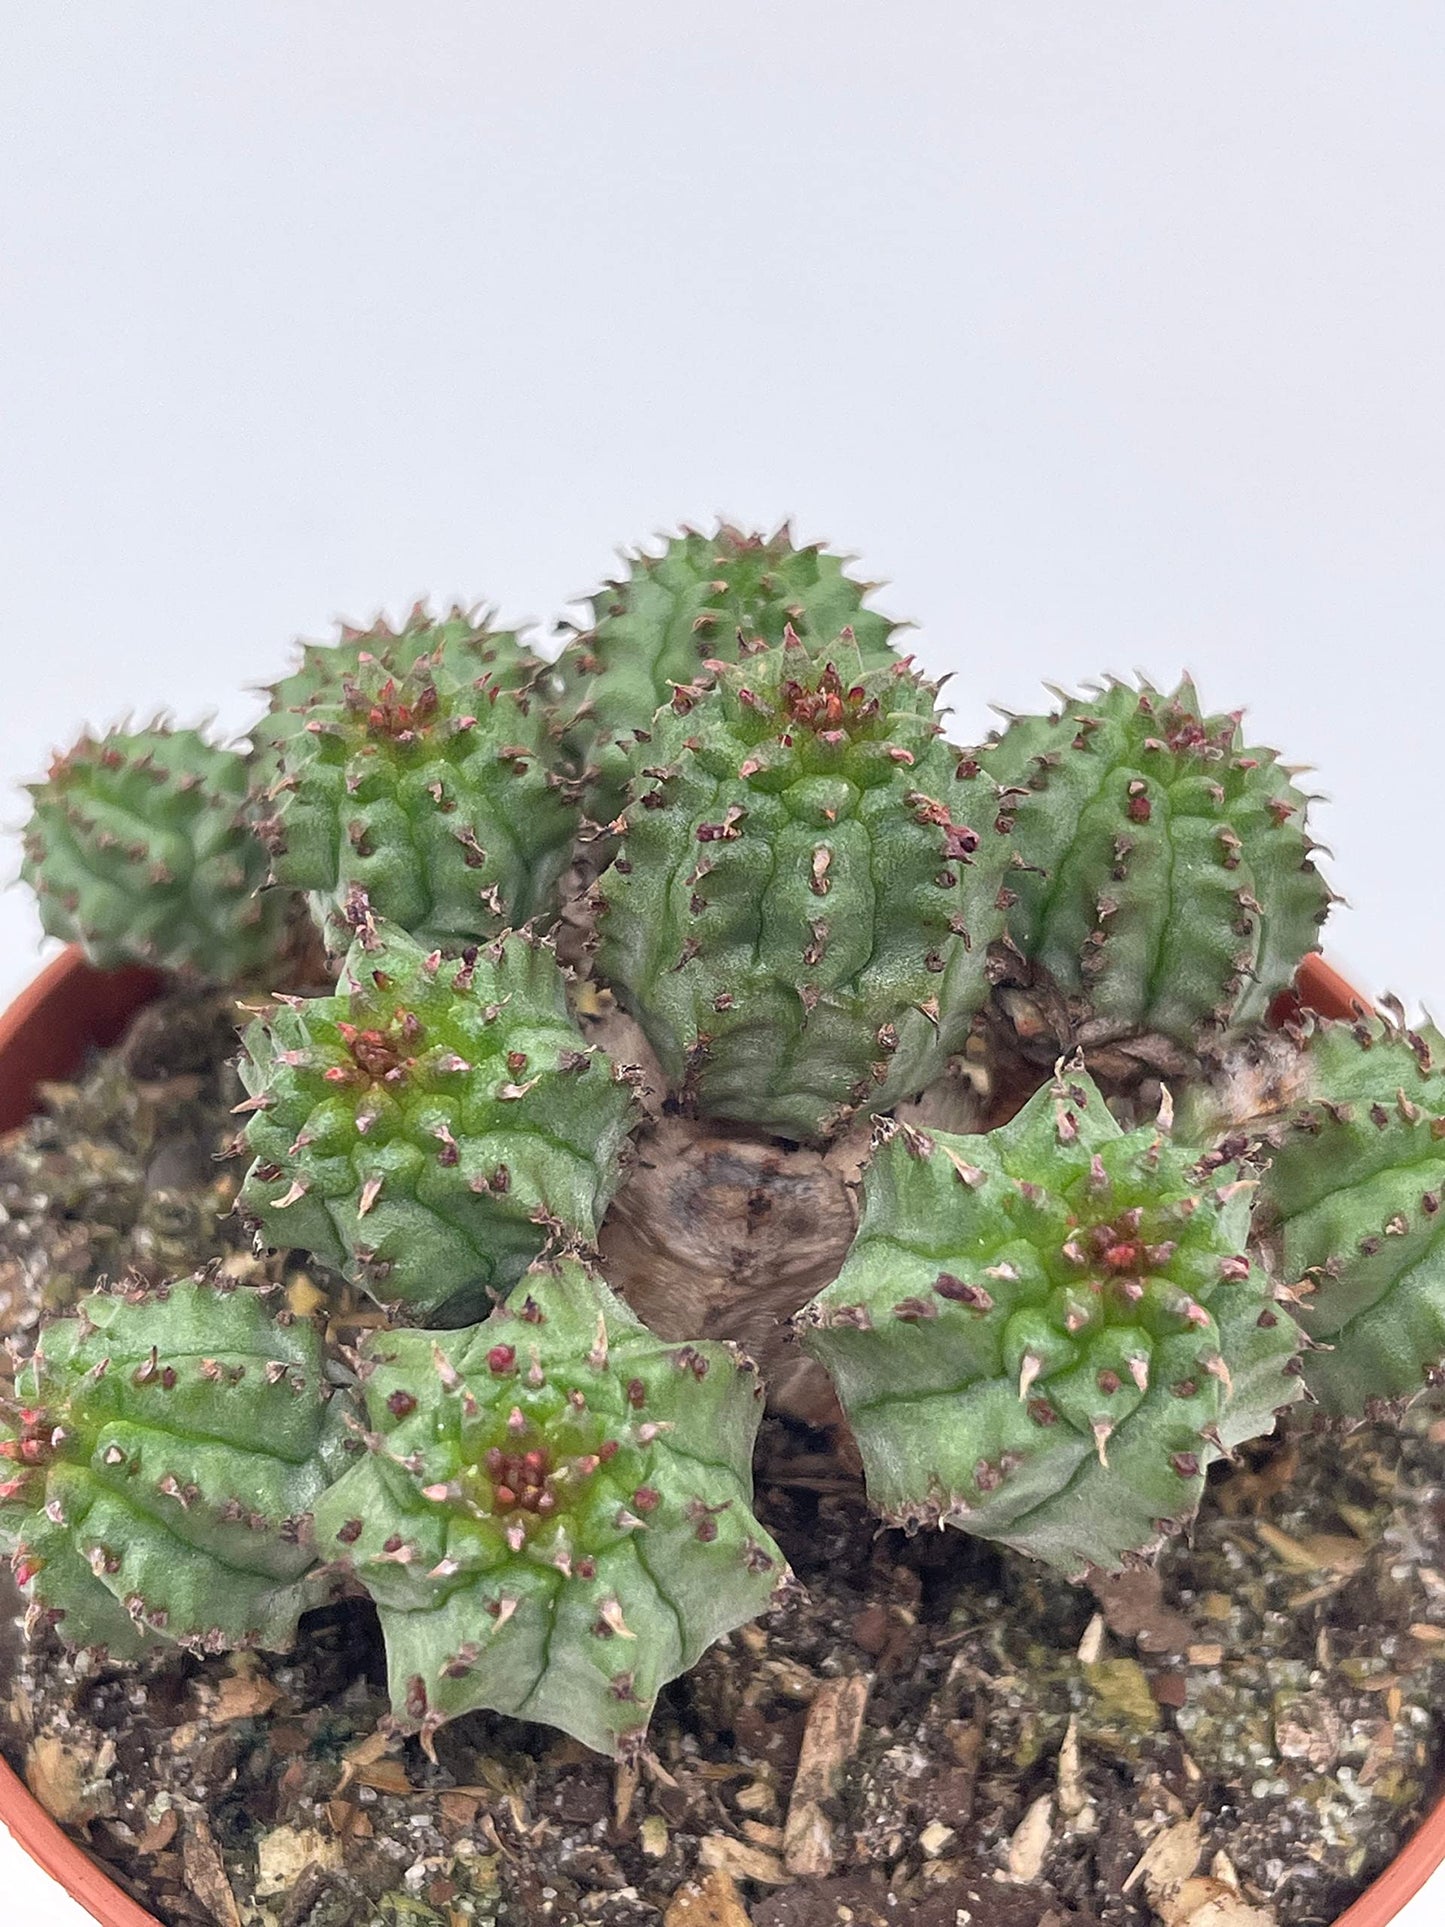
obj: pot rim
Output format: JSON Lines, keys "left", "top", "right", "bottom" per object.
{"left": 0, "top": 949, "right": 168, "bottom": 1927}
{"left": 0, "top": 945, "right": 1436, "bottom": 1927}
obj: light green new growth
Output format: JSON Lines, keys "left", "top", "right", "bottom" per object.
{"left": 798, "top": 1070, "right": 1302, "bottom": 1574}
{"left": 315, "top": 1257, "right": 785, "bottom": 1757}
{"left": 555, "top": 523, "right": 904, "bottom": 825}
{"left": 238, "top": 914, "right": 635, "bottom": 1319}
{"left": 258, "top": 604, "right": 548, "bottom": 765}
{"left": 0, "top": 1279, "right": 345, "bottom": 1660}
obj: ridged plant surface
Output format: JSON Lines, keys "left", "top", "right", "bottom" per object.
{"left": 798, "top": 1072, "right": 1302, "bottom": 1574}
{"left": 238, "top": 919, "right": 634, "bottom": 1319}
{"left": 556, "top": 524, "right": 903, "bottom": 824}
{"left": 596, "top": 632, "right": 1012, "bottom": 1140}
{"left": 258, "top": 605, "right": 548, "bottom": 763}
{"left": 1256, "top": 1013, "right": 1445, "bottom": 1414}
{"left": 968, "top": 680, "right": 1330, "bottom": 1046}
{"left": 21, "top": 725, "right": 285, "bottom": 978}
{"left": 314, "top": 1258, "right": 785, "bottom": 1757}
{"left": 259, "top": 627, "right": 574, "bottom": 953}
{"left": 0, "top": 1280, "right": 343, "bottom": 1660}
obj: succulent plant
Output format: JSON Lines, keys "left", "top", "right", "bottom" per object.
{"left": 1253, "top": 1008, "right": 1445, "bottom": 1417}
{"left": 555, "top": 523, "right": 904, "bottom": 826}
{"left": 796, "top": 1070, "right": 1303, "bottom": 1574}
{"left": 0, "top": 1278, "right": 345, "bottom": 1659}
{"left": 595, "top": 629, "right": 1014, "bottom": 1141}
{"left": 256, "top": 615, "right": 573, "bottom": 954}
{"left": 966, "top": 679, "right": 1331, "bottom": 1059}
{"left": 21, "top": 725, "right": 286, "bottom": 978}
{"left": 314, "top": 1256, "right": 784, "bottom": 1757}
{"left": 25, "top": 516, "right": 1445, "bottom": 1786}
{"left": 238, "top": 913, "right": 635, "bottom": 1319}
{"left": 258, "top": 604, "right": 549, "bottom": 764}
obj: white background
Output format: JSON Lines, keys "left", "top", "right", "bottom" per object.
{"left": 0, "top": 6, "right": 1441, "bottom": 1923}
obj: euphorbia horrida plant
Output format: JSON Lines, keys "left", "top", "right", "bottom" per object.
{"left": 315, "top": 1257, "right": 784, "bottom": 1757}
{"left": 22, "top": 724, "right": 287, "bottom": 979}
{"left": 597, "top": 628, "right": 1014, "bottom": 1140}
{"left": 12, "top": 518, "right": 1443, "bottom": 1760}
{"left": 0, "top": 1278, "right": 344, "bottom": 1660}
{"left": 796, "top": 1070, "right": 1303, "bottom": 1574}
{"left": 238, "top": 911, "right": 634, "bottom": 1319}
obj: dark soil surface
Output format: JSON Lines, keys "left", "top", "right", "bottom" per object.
{"left": 2, "top": 984, "right": 1443, "bottom": 1927}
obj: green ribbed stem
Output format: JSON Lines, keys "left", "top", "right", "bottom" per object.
{"left": 555, "top": 523, "right": 903, "bottom": 825}
{"left": 22, "top": 725, "right": 284, "bottom": 978}
{"left": 0, "top": 1280, "right": 345, "bottom": 1660}
{"left": 798, "top": 1070, "right": 1302, "bottom": 1573}
{"left": 239, "top": 916, "right": 634, "bottom": 1318}
{"left": 969, "top": 679, "right": 1330, "bottom": 1047}
{"left": 315, "top": 1258, "right": 785, "bottom": 1757}
{"left": 260, "top": 621, "right": 574, "bottom": 953}
{"left": 596, "top": 630, "right": 1013, "bottom": 1140}
{"left": 1256, "top": 1013, "right": 1445, "bottom": 1415}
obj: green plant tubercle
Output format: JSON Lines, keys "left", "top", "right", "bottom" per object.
{"left": 596, "top": 629, "right": 1014, "bottom": 1140}
{"left": 314, "top": 1257, "right": 786, "bottom": 1757}
{"left": 0, "top": 1278, "right": 347, "bottom": 1660}
{"left": 797, "top": 1069, "right": 1303, "bottom": 1574}
{"left": 22, "top": 725, "right": 286, "bottom": 979}
{"left": 238, "top": 912, "right": 636, "bottom": 1319}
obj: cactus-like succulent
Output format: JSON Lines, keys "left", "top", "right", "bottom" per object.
{"left": 0, "top": 1278, "right": 345, "bottom": 1659}
{"left": 314, "top": 1257, "right": 784, "bottom": 1757}
{"left": 238, "top": 914, "right": 634, "bottom": 1318}
{"left": 257, "top": 617, "right": 573, "bottom": 954}
{"left": 596, "top": 630, "right": 1013, "bottom": 1141}
{"left": 556, "top": 524, "right": 904, "bottom": 826}
{"left": 258, "top": 604, "right": 549, "bottom": 763}
{"left": 21, "top": 725, "right": 285, "bottom": 978}
{"left": 966, "top": 679, "right": 1331, "bottom": 1057}
{"left": 32, "top": 518, "right": 1445, "bottom": 1806}
{"left": 1253, "top": 1009, "right": 1445, "bottom": 1417}
{"left": 797, "top": 1070, "right": 1303, "bottom": 1574}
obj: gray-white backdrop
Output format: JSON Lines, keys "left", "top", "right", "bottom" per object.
{"left": 1, "top": 7, "right": 1442, "bottom": 1923}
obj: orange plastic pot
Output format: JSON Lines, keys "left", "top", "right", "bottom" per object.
{"left": 0, "top": 946, "right": 1437, "bottom": 1927}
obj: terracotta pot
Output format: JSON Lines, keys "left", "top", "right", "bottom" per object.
{"left": 0, "top": 949, "right": 166, "bottom": 1927}
{"left": 0, "top": 946, "right": 1437, "bottom": 1927}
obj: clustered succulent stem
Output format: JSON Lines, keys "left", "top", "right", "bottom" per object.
{"left": 596, "top": 629, "right": 1015, "bottom": 1139}
{"left": 314, "top": 1258, "right": 784, "bottom": 1757}
{"left": 22, "top": 725, "right": 287, "bottom": 979}
{"left": 11, "top": 518, "right": 1436, "bottom": 1755}
{"left": 0, "top": 1279, "right": 346, "bottom": 1659}
{"left": 796, "top": 1069, "right": 1303, "bottom": 1574}
{"left": 237, "top": 910, "right": 635, "bottom": 1319}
